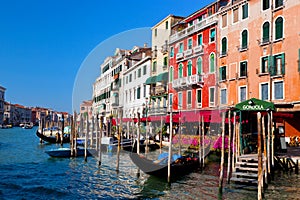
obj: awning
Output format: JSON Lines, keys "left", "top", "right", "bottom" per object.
{"left": 156, "top": 72, "right": 168, "bottom": 83}
{"left": 166, "top": 113, "right": 181, "bottom": 123}
{"left": 145, "top": 76, "right": 157, "bottom": 85}
{"left": 235, "top": 98, "right": 275, "bottom": 111}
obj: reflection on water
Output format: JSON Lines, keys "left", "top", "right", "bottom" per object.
{"left": 0, "top": 128, "right": 300, "bottom": 199}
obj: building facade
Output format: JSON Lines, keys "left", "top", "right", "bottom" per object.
{"left": 0, "top": 85, "right": 6, "bottom": 125}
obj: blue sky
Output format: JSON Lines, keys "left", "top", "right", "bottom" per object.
{"left": 0, "top": 0, "right": 214, "bottom": 113}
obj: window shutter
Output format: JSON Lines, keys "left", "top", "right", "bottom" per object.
{"left": 281, "top": 53, "right": 285, "bottom": 75}
{"left": 298, "top": 49, "right": 300, "bottom": 72}
{"left": 268, "top": 55, "right": 273, "bottom": 75}
{"left": 219, "top": 68, "right": 222, "bottom": 80}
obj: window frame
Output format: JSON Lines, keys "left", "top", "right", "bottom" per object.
{"left": 209, "top": 87, "right": 215, "bottom": 107}
{"left": 273, "top": 80, "right": 284, "bottom": 100}
{"left": 196, "top": 89, "right": 202, "bottom": 108}
{"left": 220, "top": 88, "right": 227, "bottom": 105}
{"left": 239, "top": 86, "right": 247, "bottom": 103}
{"left": 239, "top": 61, "right": 248, "bottom": 78}
{"left": 260, "top": 82, "right": 269, "bottom": 101}
{"left": 274, "top": 16, "right": 284, "bottom": 40}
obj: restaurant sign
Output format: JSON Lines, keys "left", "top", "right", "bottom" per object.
{"left": 235, "top": 98, "right": 275, "bottom": 111}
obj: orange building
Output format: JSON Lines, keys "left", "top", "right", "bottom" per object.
{"left": 217, "top": 0, "right": 300, "bottom": 136}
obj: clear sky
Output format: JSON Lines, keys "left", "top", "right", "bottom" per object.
{"left": 0, "top": 0, "right": 214, "bottom": 113}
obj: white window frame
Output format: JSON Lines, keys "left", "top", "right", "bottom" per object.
{"left": 238, "top": 85, "right": 247, "bottom": 103}
{"left": 209, "top": 87, "right": 215, "bottom": 107}
{"left": 187, "top": 90, "right": 192, "bottom": 108}
{"left": 220, "top": 88, "right": 227, "bottom": 105}
{"left": 259, "top": 82, "right": 269, "bottom": 101}
{"left": 273, "top": 80, "right": 284, "bottom": 100}
{"left": 196, "top": 89, "right": 202, "bottom": 108}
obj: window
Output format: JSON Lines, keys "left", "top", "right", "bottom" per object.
{"left": 163, "top": 56, "right": 168, "bottom": 67}
{"left": 275, "top": 0, "right": 283, "bottom": 8}
{"left": 240, "top": 61, "right": 247, "bottom": 77}
{"left": 152, "top": 61, "right": 157, "bottom": 72}
{"left": 188, "top": 38, "right": 193, "bottom": 49}
{"left": 143, "top": 85, "right": 146, "bottom": 97}
{"left": 187, "top": 61, "right": 192, "bottom": 76}
{"left": 197, "top": 34, "right": 203, "bottom": 46}
{"left": 129, "top": 74, "right": 132, "bottom": 82}
{"left": 187, "top": 90, "right": 192, "bottom": 106}
{"left": 170, "top": 46, "right": 174, "bottom": 57}
{"left": 220, "top": 66, "right": 227, "bottom": 81}
{"left": 137, "top": 87, "right": 141, "bottom": 99}
{"left": 197, "top": 57, "right": 202, "bottom": 74}
{"left": 221, "top": 37, "right": 227, "bottom": 55}
{"left": 169, "top": 93, "right": 173, "bottom": 107}
{"left": 134, "top": 71, "right": 136, "bottom": 80}
{"left": 197, "top": 89, "right": 202, "bottom": 107}
{"left": 141, "top": 65, "right": 146, "bottom": 76}
{"left": 274, "top": 81, "right": 284, "bottom": 100}
{"left": 241, "top": 30, "right": 248, "bottom": 50}
{"left": 209, "top": 87, "right": 215, "bottom": 107}
{"left": 261, "top": 56, "right": 269, "bottom": 73}
{"left": 220, "top": 88, "right": 227, "bottom": 105}
{"left": 275, "top": 17, "right": 283, "bottom": 40}
{"left": 242, "top": 3, "right": 248, "bottom": 19}
{"left": 163, "top": 97, "right": 167, "bottom": 108}
{"left": 189, "top": 21, "right": 193, "bottom": 26}
{"left": 239, "top": 86, "right": 247, "bottom": 102}
{"left": 154, "top": 28, "right": 157, "bottom": 37}
{"left": 262, "top": 22, "right": 270, "bottom": 43}
{"left": 178, "top": 92, "right": 182, "bottom": 108}
{"left": 209, "top": 53, "right": 215, "bottom": 73}
{"left": 210, "top": 28, "right": 216, "bottom": 42}
{"left": 179, "top": 43, "right": 184, "bottom": 53}
{"left": 260, "top": 83, "right": 269, "bottom": 100}
{"left": 222, "top": 14, "right": 227, "bottom": 28}
{"left": 138, "top": 68, "right": 141, "bottom": 78}
{"left": 270, "top": 53, "right": 285, "bottom": 76}
{"left": 170, "top": 67, "right": 173, "bottom": 82}
{"left": 126, "top": 76, "right": 128, "bottom": 84}
{"left": 166, "top": 21, "right": 169, "bottom": 29}
{"left": 179, "top": 63, "right": 183, "bottom": 78}
{"left": 263, "top": 0, "right": 270, "bottom": 10}
{"left": 233, "top": 8, "right": 239, "bottom": 23}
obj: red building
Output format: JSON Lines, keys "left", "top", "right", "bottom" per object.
{"left": 168, "top": 1, "right": 229, "bottom": 127}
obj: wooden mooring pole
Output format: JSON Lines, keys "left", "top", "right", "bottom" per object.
{"left": 98, "top": 116, "right": 103, "bottom": 166}
{"left": 227, "top": 110, "right": 232, "bottom": 184}
{"left": 257, "top": 112, "right": 263, "bottom": 200}
{"left": 84, "top": 115, "right": 89, "bottom": 162}
{"left": 218, "top": 112, "right": 226, "bottom": 194}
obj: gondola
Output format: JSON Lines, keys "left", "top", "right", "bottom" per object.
{"left": 45, "top": 147, "right": 96, "bottom": 158}
{"left": 129, "top": 152, "right": 200, "bottom": 177}
{"left": 36, "top": 130, "right": 70, "bottom": 144}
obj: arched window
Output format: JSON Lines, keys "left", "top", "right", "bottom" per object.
{"left": 241, "top": 30, "right": 248, "bottom": 49}
{"left": 262, "top": 22, "right": 270, "bottom": 43}
{"left": 209, "top": 53, "right": 215, "bottom": 73}
{"left": 179, "top": 63, "right": 183, "bottom": 78}
{"left": 187, "top": 60, "right": 192, "bottom": 76}
{"left": 221, "top": 37, "right": 227, "bottom": 55}
{"left": 275, "top": 17, "right": 283, "bottom": 40}
{"left": 169, "top": 66, "right": 173, "bottom": 82}
{"left": 197, "top": 57, "right": 202, "bottom": 74}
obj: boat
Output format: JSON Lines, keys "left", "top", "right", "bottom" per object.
{"left": 45, "top": 147, "right": 96, "bottom": 158}
{"left": 23, "top": 123, "right": 34, "bottom": 129}
{"left": 129, "top": 152, "right": 200, "bottom": 177}
{"left": 36, "top": 129, "right": 70, "bottom": 144}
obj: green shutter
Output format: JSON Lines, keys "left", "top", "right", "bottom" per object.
{"left": 219, "top": 68, "right": 222, "bottom": 81}
{"left": 298, "top": 49, "right": 300, "bottom": 72}
{"left": 281, "top": 53, "right": 285, "bottom": 75}
{"left": 268, "top": 55, "right": 273, "bottom": 75}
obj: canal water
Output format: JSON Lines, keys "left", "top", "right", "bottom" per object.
{"left": 0, "top": 127, "right": 300, "bottom": 199}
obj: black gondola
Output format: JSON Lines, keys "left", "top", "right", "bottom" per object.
{"left": 130, "top": 152, "right": 200, "bottom": 177}
{"left": 36, "top": 130, "right": 70, "bottom": 144}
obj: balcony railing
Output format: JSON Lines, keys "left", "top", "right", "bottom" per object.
{"left": 172, "top": 74, "right": 203, "bottom": 90}
{"left": 184, "top": 49, "right": 193, "bottom": 57}
{"left": 193, "top": 45, "right": 203, "bottom": 54}
{"left": 150, "top": 85, "right": 167, "bottom": 96}
{"left": 176, "top": 52, "right": 184, "bottom": 60}
{"left": 170, "top": 14, "right": 218, "bottom": 43}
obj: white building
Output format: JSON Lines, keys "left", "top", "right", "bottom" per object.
{"left": 122, "top": 46, "right": 152, "bottom": 120}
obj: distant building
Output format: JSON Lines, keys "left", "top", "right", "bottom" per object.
{"left": 0, "top": 86, "right": 6, "bottom": 125}
{"left": 80, "top": 100, "right": 93, "bottom": 121}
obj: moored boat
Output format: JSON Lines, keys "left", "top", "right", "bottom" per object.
{"left": 36, "top": 129, "right": 70, "bottom": 144}
{"left": 45, "top": 147, "right": 96, "bottom": 158}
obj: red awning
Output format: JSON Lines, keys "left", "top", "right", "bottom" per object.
{"left": 140, "top": 117, "right": 151, "bottom": 122}
{"left": 165, "top": 113, "right": 181, "bottom": 123}
{"left": 112, "top": 119, "right": 116, "bottom": 126}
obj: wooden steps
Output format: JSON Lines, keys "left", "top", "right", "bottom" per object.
{"left": 231, "top": 154, "right": 258, "bottom": 187}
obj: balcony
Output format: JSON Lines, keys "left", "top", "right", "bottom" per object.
{"left": 193, "top": 45, "right": 203, "bottom": 54}
{"left": 170, "top": 14, "right": 218, "bottom": 44}
{"left": 150, "top": 85, "right": 167, "bottom": 96}
{"left": 184, "top": 49, "right": 193, "bottom": 58}
{"left": 172, "top": 74, "right": 203, "bottom": 91}
{"left": 176, "top": 52, "right": 184, "bottom": 60}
